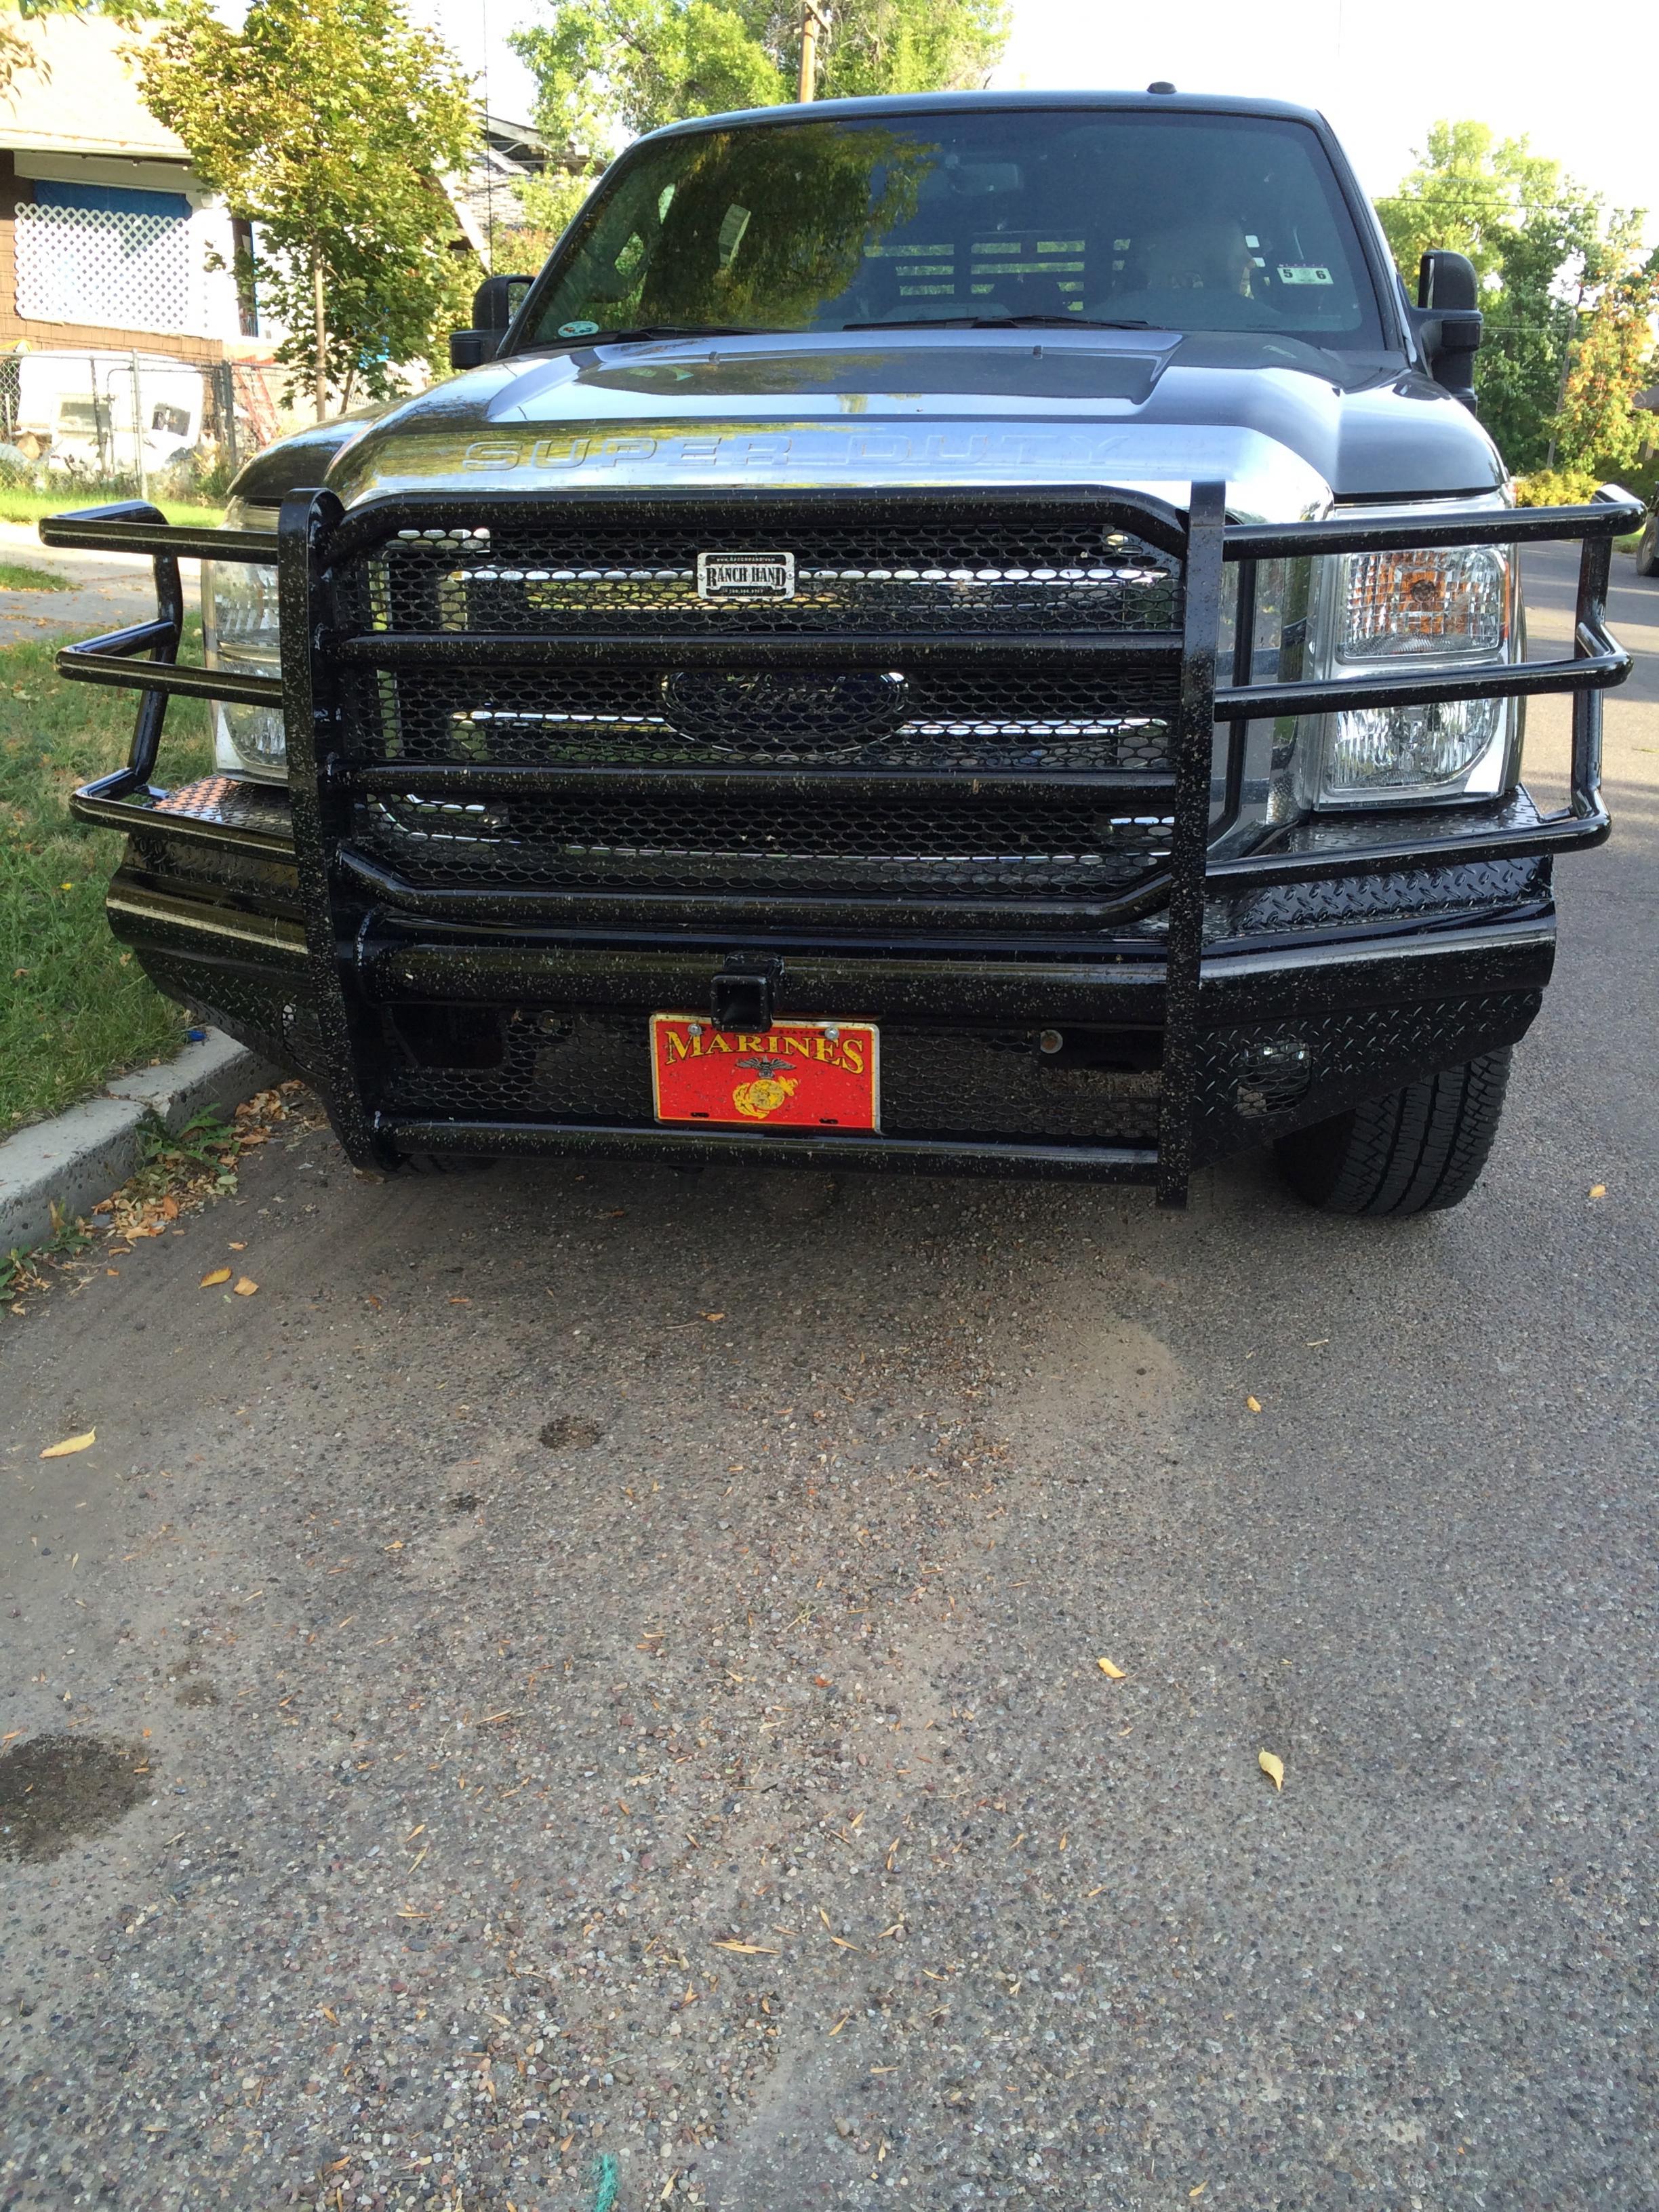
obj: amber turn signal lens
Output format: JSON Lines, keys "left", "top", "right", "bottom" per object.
{"left": 1338, "top": 545, "right": 1507, "bottom": 660}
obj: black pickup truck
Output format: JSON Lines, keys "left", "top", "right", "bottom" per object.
{"left": 47, "top": 89, "right": 1637, "bottom": 1212}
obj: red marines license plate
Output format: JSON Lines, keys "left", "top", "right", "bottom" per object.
{"left": 649, "top": 1015, "right": 881, "bottom": 1132}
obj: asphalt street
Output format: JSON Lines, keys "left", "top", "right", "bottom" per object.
{"left": 1, "top": 542, "right": 1656, "bottom": 2212}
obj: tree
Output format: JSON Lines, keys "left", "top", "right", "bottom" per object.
{"left": 510, "top": 0, "right": 1010, "bottom": 211}
{"left": 138, "top": 0, "right": 480, "bottom": 420}
{"left": 0, "top": 0, "right": 165, "bottom": 96}
{"left": 1374, "top": 119, "right": 1654, "bottom": 483}
{"left": 1551, "top": 243, "right": 1659, "bottom": 482}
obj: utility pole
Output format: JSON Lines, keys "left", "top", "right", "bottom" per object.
{"left": 798, "top": 0, "right": 828, "bottom": 102}
{"left": 313, "top": 249, "right": 328, "bottom": 424}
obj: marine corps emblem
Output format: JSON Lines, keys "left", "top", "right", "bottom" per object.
{"left": 730, "top": 1055, "right": 799, "bottom": 1121}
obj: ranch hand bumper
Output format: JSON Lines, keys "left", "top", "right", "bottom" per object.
{"left": 47, "top": 481, "right": 1637, "bottom": 1203}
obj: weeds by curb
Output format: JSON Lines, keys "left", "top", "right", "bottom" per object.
{"left": 3, "top": 1081, "right": 319, "bottom": 1319}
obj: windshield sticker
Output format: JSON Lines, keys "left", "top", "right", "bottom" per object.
{"left": 559, "top": 319, "right": 601, "bottom": 337}
{"left": 1276, "top": 264, "right": 1334, "bottom": 285}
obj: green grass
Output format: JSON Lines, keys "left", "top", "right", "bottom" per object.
{"left": 0, "top": 560, "right": 74, "bottom": 592}
{"left": 1, "top": 618, "right": 213, "bottom": 1131}
{"left": 0, "top": 487, "right": 225, "bottom": 529}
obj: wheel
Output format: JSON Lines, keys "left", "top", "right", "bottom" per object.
{"left": 1635, "top": 515, "right": 1659, "bottom": 578}
{"left": 1274, "top": 1049, "right": 1513, "bottom": 1216}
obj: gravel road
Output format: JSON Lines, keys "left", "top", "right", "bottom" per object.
{"left": 2, "top": 544, "right": 1656, "bottom": 2212}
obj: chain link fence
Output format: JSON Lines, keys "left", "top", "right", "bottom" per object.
{"left": 0, "top": 347, "right": 310, "bottom": 500}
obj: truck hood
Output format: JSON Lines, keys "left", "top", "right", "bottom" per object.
{"left": 241, "top": 327, "right": 1508, "bottom": 524}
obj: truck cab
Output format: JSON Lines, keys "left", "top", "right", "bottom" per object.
{"left": 47, "top": 91, "right": 1636, "bottom": 1211}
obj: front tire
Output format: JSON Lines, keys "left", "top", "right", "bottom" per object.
{"left": 1635, "top": 517, "right": 1659, "bottom": 578}
{"left": 1274, "top": 1051, "right": 1512, "bottom": 1216}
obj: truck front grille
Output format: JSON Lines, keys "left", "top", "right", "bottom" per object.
{"left": 344, "top": 664, "right": 1180, "bottom": 776}
{"left": 331, "top": 501, "right": 1186, "bottom": 928}
{"left": 357, "top": 787, "right": 1175, "bottom": 900}
{"left": 349, "top": 518, "right": 1180, "bottom": 639}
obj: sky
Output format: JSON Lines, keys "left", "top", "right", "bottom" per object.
{"left": 424, "top": 0, "right": 1659, "bottom": 234}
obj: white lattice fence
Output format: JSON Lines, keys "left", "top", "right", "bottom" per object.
{"left": 14, "top": 200, "right": 204, "bottom": 336}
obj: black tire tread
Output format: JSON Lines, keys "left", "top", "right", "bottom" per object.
{"left": 1275, "top": 1049, "right": 1512, "bottom": 1217}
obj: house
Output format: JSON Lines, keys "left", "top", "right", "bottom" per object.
{"left": 448, "top": 111, "right": 554, "bottom": 270}
{"left": 0, "top": 11, "right": 268, "bottom": 363}
{"left": 0, "top": 12, "right": 293, "bottom": 476}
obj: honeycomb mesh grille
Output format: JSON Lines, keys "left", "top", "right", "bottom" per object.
{"left": 355, "top": 788, "right": 1174, "bottom": 899}
{"left": 347, "top": 519, "right": 1181, "bottom": 639}
{"left": 378, "top": 1009, "right": 1162, "bottom": 1146}
{"left": 343, "top": 665, "right": 1177, "bottom": 777}
{"left": 332, "top": 510, "right": 1186, "bottom": 922}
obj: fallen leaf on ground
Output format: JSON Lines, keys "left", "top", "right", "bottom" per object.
{"left": 1246, "top": 1394, "right": 1262, "bottom": 1413}
{"left": 710, "top": 1939, "right": 778, "bottom": 1956}
{"left": 1258, "top": 1749, "right": 1285, "bottom": 1792}
{"left": 199, "top": 1268, "right": 231, "bottom": 1287}
{"left": 828, "top": 2013, "right": 850, "bottom": 2036}
{"left": 1096, "top": 1656, "right": 1125, "bottom": 1679}
{"left": 41, "top": 1430, "right": 95, "bottom": 1458}
{"left": 233, "top": 1277, "right": 258, "bottom": 1297}
{"left": 1589, "top": 1184, "right": 1606, "bottom": 1199}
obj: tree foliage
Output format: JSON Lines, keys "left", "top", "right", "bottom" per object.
{"left": 510, "top": 0, "right": 1010, "bottom": 189}
{"left": 138, "top": 0, "right": 480, "bottom": 411}
{"left": 1375, "top": 119, "right": 1657, "bottom": 481}
{"left": 0, "top": 0, "right": 167, "bottom": 96}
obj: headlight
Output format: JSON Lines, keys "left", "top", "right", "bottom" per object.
{"left": 1303, "top": 538, "right": 1518, "bottom": 808}
{"left": 203, "top": 504, "right": 284, "bottom": 778}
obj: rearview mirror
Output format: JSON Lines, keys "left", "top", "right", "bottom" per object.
{"left": 1414, "top": 250, "right": 1483, "bottom": 413}
{"left": 448, "top": 273, "right": 536, "bottom": 374}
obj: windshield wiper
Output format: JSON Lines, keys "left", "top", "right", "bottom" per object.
{"left": 840, "top": 314, "right": 1154, "bottom": 331}
{"left": 522, "top": 323, "right": 765, "bottom": 353}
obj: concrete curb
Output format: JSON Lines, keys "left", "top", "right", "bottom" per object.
{"left": 0, "top": 1030, "right": 284, "bottom": 1258}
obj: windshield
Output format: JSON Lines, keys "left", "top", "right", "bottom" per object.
{"left": 523, "top": 107, "right": 1384, "bottom": 350}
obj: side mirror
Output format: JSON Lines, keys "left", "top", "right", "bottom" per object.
{"left": 448, "top": 273, "right": 536, "bottom": 374}
{"left": 1413, "top": 249, "right": 1482, "bottom": 412}
{"left": 473, "top": 273, "right": 536, "bottom": 331}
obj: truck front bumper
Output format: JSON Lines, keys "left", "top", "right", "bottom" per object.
{"left": 94, "top": 772, "right": 1557, "bottom": 1183}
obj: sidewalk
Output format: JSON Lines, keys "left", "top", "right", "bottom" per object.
{"left": 0, "top": 517, "right": 203, "bottom": 645}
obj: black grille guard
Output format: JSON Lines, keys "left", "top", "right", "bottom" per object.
{"left": 45, "top": 479, "right": 1639, "bottom": 1206}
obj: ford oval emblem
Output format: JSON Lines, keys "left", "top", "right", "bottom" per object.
{"left": 660, "top": 669, "right": 909, "bottom": 751}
